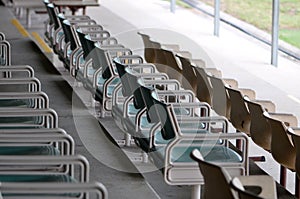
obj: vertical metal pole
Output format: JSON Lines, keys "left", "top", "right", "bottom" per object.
{"left": 191, "top": 185, "right": 201, "bottom": 199}
{"left": 271, "top": 0, "right": 279, "bottom": 66}
{"left": 170, "top": 0, "right": 176, "bottom": 13}
{"left": 214, "top": 0, "right": 220, "bottom": 36}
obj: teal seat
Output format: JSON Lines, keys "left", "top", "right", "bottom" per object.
{"left": 152, "top": 144, "right": 242, "bottom": 171}
{"left": 171, "top": 145, "right": 242, "bottom": 163}
{"left": 0, "top": 99, "right": 32, "bottom": 108}
{"left": 0, "top": 146, "right": 60, "bottom": 155}
{"left": 0, "top": 116, "right": 42, "bottom": 124}
{"left": 0, "top": 174, "right": 76, "bottom": 183}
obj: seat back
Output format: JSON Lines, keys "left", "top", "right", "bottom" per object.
{"left": 93, "top": 46, "right": 113, "bottom": 79}
{"left": 245, "top": 99, "right": 272, "bottom": 151}
{"left": 226, "top": 86, "right": 251, "bottom": 133}
{"left": 59, "top": 16, "right": 79, "bottom": 51}
{"left": 46, "top": 3, "right": 60, "bottom": 30}
{"left": 76, "top": 29, "right": 91, "bottom": 60}
{"left": 150, "top": 92, "right": 177, "bottom": 140}
{"left": 137, "top": 32, "right": 155, "bottom": 63}
{"left": 113, "top": 58, "right": 131, "bottom": 97}
{"left": 125, "top": 68, "right": 145, "bottom": 109}
{"left": 264, "top": 113, "right": 296, "bottom": 170}
{"left": 193, "top": 67, "right": 213, "bottom": 106}
{"left": 176, "top": 54, "right": 197, "bottom": 92}
{"left": 190, "top": 149, "right": 237, "bottom": 199}
{"left": 207, "top": 75, "right": 231, "bottom": 118}
{"left": 138, "top": 82, "right": 157, "bottom": 123}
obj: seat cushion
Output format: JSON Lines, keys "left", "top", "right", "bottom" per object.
{"left": 153, "top": 144, "right": 242, "bottom": 165}
{"left": 0, "top": 174, "right": 76, "bottom": 183}
{"left": 0, "top": 99, "right": 32, "bottom": 108}
{"left": 0, "top": 146, "right": 60, "bottom": 155}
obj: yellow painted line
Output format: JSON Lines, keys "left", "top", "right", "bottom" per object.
{"left": 288, "top": 95, "right": 300, "bottom": 104}
{"left": 11, "top": 19, "right": 30, "bottom": 37}
{"left": 31, "top": 32, "right": 52, "bottom": 53}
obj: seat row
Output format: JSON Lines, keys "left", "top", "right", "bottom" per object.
{"left": 0, "top": 33, "right": 107, "bottom": 198}
{"left": 140, "top": 32, "right": 300, "bottom": 196}
{"left": 41, "top": 2, "right": 290, "bottom": 198}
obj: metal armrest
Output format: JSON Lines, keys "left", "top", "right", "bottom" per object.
{"left": 0, "top": 65, "right": 34, "bottom": 77}
{"left": 0, "top": 91, "right": 49, "bottom": 109}
{"left": 127, "top": 63, "right": 156, "bottom": 73}
{"left": 70, "top": 47, "right": 83, "bottom": 74}
{"left": 119, "top": 55, "right": 143, "bottom": 64}
{"left": 0, "top": 40, "right": 11, "bottom": 66}
{"left": 63, "top": 41, "right": 71, "bottom": 58}
{"left": 142, "top": 79, "right": 181, "bottom": 90}
{"left": 0, "top": 77, "right": 41, "bottom": 92}
{"left": 83, "top": 59, "right": 93, "bottom": 78}
{"left": 96, "top": 37, "right": 118, "bottom": 45}
{"left": 171, "top": 102, "right": 210, "bottom": 117}
{"left": 0, "top": 32, "right": 5, "bottom": 40}
{"left": 0, "top": 108, "right": 58, "bottom": 128}
{"left": 84, "top": 30, "right": 110, "bottom": 38}
{"left": 0, "top": 130, "right": 74, "bottom": 156}
{"left": 0, "top": 155, "right": 89, "bottom": 182}
{"left": 0, "top": 128, "right": 73, "bottom": 154}
{"left": 111, "top": 83, "right": 124, "bottom": 107}
{"left": 0, "top": 182, "right": 108, "bottom": 199}
{"left": 157, "top": 90, "right": 195, "bottom": 103}
{"left": 100, "top": 44, "right": 125, "bottom": 49}
{"left": 76, "top": 24, "right": 103, "bottom": 31}
{"left": 163, "top": 132, "right": 249, "bottom": 185}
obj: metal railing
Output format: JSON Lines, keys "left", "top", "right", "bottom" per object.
{"left": 169, "top": 0, "right": 285, "bottom": 67}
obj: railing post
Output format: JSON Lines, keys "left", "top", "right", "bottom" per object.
{"left": 214, "top": 0, "right": 220, "bottom": 36}
{"left": 271, "top": 0, "right": 279, "bottom": 66}
{"left": 170, "top": 0, "right": 176, "bottom": 13}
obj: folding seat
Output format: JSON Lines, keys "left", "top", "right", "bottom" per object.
{"left": 87, "top": 46, "right": 144, "bottom": 117}
{"left": 244, "top": 99, "right": 275, "bottom": 151}
{"left": 138, "top": 32, "right": 180, "bottom": 63}
{"left": 191, "top": 149, "right": 277, "bottom": 199}
{"left": 148, "top": 91, "right": 248, "bottom": 173}
{"left": 132, "top": 83, "right": 199, "bottom": 151}
{"left": 207, "top": 74, "right": 231, "bottom": 118}
{"left": 55, "top": 14, "right": 104, "bottom": 69}
{"left": 0, "top": 181, "right": 108, "bottom": 198}
{"left": 264, "top": 113, "right": 298, "bottom": 191}
{"left": 112, "top": 59, "right": 185, "bottom": 147}
{"left": 44, "top": 2, "right": 92, "bottom": 50}
{"left": 60, "top": 21, "right": 105, "bottom": 71}
{"left": 74, "top": 30, "right": 121, "bottom": 86}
